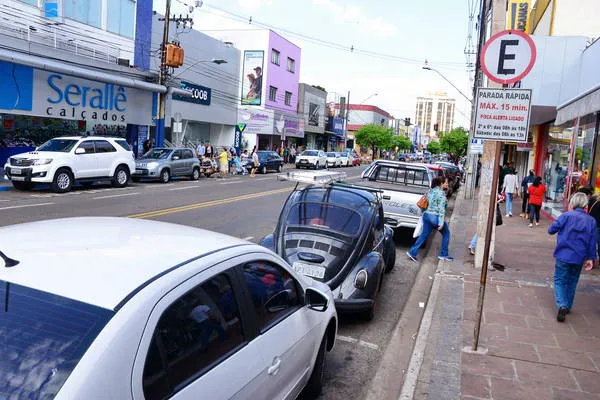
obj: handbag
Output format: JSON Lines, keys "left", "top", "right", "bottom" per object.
{"left": 413, "top": 216, "right": 424, "bottom": 238}
{"left": 417, "top": 192, "right": 429, "bottom": 211}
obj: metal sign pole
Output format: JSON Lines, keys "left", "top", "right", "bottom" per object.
{"left": 472, "top": 140, "right": 502, "bottom": 351}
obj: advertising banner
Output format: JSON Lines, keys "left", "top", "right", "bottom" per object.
{"left": 239, "top": 108, "right": 274, "bottom": 136}
{"left": 506, "top": 0, "right": 531, "bottom": 32}
{"left": 274, "top": 111, "right": 304, "bottom": 138}
{"left": 173, "top": 81, "right": 211, "bottom": 106}
{"left": 241, "top": 50, "right": 264, "bottom": 106}
{"left": 474, "top": 88, "right": 532, "bottom": 142}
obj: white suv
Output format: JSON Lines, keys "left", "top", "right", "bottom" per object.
{"left": 4, "top": 136, "right": 136, "bottom": 193}
{"left": 296, "top": 150, "right": 327, "bottom": 169}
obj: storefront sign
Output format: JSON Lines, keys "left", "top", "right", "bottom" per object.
{"left": 234, "top": 123, "right": 246, "bottom": 154}
{"left": 173, "top": 81, "right": 211, "bottom": 106}
{"left": 0, "top": 62, "right": 154, "bottom": 125}
{"left": 481, "top": 30, "right": 536, "bottom": 85}
{"left": 308, "top": 103, "right": 320, "bottom": 126}
{"left": 506, "top": 0, "right": 531, "bottom": 32}
{"left": 240, "top": 108, "right": 274, "bottom": 136}
{"left": 241, "top": 51, "right": 264, "bottom": 106}
{"left": 516, "top": 142, "right": 534, "bottom": 151}
{"left": 474, "top": 88, "right": 532, "bottom": 142}
{"left": 332, "top": 116, "right": 345, "bottom": 137}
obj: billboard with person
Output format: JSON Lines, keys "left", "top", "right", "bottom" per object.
{"left": 241, "top": 50, "right": 264, "bottom": 106}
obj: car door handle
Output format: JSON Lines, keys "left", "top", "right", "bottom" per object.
{"left": 267, "top": 357, "right": 282, "bottom": 376}
{"left": 383, "top": 195, "right": 391, "bottom": 200}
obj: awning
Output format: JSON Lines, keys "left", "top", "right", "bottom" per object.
{"left": 555, "top": 83, "right": 600, "bottom": 125}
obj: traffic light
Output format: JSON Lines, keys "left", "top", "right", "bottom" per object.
{"left": 404, "top": 117, "right": 411, "bottom": 126}
{"left": 433, "top": 123, "right": 439, "bottom": 132}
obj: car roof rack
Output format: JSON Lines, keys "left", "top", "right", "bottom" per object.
{"left": 277, "top": 170, "right": 347, "bottom": 186}
{"left": 330, "top": 182, "right": 383, "bottom": 194}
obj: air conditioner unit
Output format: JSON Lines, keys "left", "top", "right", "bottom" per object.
{"left": 117, "top": 58, "right": 130, "bottom": 67}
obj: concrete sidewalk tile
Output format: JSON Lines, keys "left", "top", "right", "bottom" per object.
{"left": 461, "top": 373, "right": 491, "bottom": 398}
{"left": 569, "top": 322, "right": 600, "bottom": 339}
{"left": 554, "top": 334, "right": 600, "bottom": 354}
{"left": 489, "top": 376, "right": 552, "bottom": 400}
{"left": 526, "top": 315, "right": 577, "bottom": 335}
{"left": 572, "top": 370, "right": 600, "bottom": 394}
{"left": 586, "top": 353, "right": 600, "bottom": 372}
{"left": 552, "top": 388, "right": 600, "bottom": 400}
{"left": 486, "top": 339, "right": 540, "bottom": 363}
{"left": 537, "top": 346, "right": 597, "bottom": 371}
{"left": 461, "top": 352, "right": 515, "bottom": 379}
{"left": 513, "top": 360, "right": 578, "bottom": 390}
{"left": 483, "top": 311, "right": 528, "bottom": 327}
{"left": 480, "top": 323, "right": 509, "bottom": 341}
{"left": 507, "top": 326, "right": 558, "bottom": 347}
{"left": 502, "top": 301, "right": 545, "bottom": 317}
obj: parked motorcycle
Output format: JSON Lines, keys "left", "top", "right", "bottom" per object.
{"left": 199, "top": 156, "right": 218, "bottom": 177}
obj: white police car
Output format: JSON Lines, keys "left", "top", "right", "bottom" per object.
{"left": 0, "top": 217, "right": 337, "bottom": 400}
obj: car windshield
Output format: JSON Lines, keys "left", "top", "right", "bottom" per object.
{"left": 326, "top": 152, "right": 337, "bottom": 157}
{"left": 286, "top": 202, "right": 362, "bottom": 235}
{"left": 337, "top": 153, "right": 346, "bottom": 157}
{"left": 141, "top": 149, "right": 172, "bottom": 159}
{"left": 0, "top": 280, "right": 114, "bottom": 399}
{"left": 302, "top": 151, "right": 318, "bottom": 156}
{"left": 36, "top": 139, "right": 78, "bottom": 152}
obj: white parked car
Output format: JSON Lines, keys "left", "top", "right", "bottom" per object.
{"left": 296, "top": 150, "right": 327, "bottom": 169}
{"left": 325, "top": 152, "right": 342, "bottom": 168}
{"left": 336, "top": 152, "right": 350, "bottom": 167}
{"left": 3, "top": 136, "right": 135, "bottom": 193}
{"left": 0, "top": 217, "right": 337, "bottom": 400}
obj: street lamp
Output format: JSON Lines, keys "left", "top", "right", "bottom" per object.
{"left": 173, "top": 58, "right": 228, "bottom": 79}
{"left": 359, "top": 93, "right": 378, "bottom": 104}
{"left": 422, "top": 65, "right": 472, "bottom": 104}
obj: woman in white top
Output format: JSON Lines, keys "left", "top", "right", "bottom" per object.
{"left": 502, "top": 168, "right": 519, "bottom": 217}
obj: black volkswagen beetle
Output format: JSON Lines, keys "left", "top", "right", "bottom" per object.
{"left": 260, "top": 175, "right": 396, "bottom": 320}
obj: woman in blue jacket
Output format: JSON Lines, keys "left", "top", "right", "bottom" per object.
{"left": 548, "top": 192, "right": 597, "bottom": 322}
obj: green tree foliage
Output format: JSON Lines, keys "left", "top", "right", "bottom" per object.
{"left": 439, "top": 127, "right": 469, "bottom": 159}
{"left": 391, "top": 135, "right": 412, "bottom": 151}
{"left": 355, "top": 124, "right": 394, "bottom": 156}
{"left": 427, "top": 140, "right": 441, "bottom": 154}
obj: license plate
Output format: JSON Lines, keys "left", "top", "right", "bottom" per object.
{"left": 135, "top": 169, "right": 144, "bottom": 173}
{"left": 300, "top": 160, "right": 307, "bottom": 163}
{"left": 11, "top": 168, "right": 22, "bottom": 175}
{"left": 292, "top": 262, "right": 326, "bottom": 279}
{"left": 11, "top": 176, "right": 25, "bottom": 181}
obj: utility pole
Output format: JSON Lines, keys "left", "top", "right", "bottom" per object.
{"left": 156, "top": 0, "right": 172, "bottom": 148}
{"left": 345, "top": 91, "right": 351, "bottom": 150}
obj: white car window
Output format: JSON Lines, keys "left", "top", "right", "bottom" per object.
{"left": 142, "top": 274, "right": 244, "bottom": 400}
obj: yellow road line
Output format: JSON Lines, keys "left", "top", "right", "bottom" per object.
{"left": 127, "top": 187, "right": 292, "bottom": 219}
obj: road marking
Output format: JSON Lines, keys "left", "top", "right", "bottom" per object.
{"left": 169, "top": 186, "right": 199, "bottom": 191}
{"left": 242, "top": 236, "right": 254, "bottom": 241}
{"left": 93, "top": 192, "right": 140, "bottom": 200}
{"left": 336, "top": 335, "right": 380, "bottom": 350}
{"left": 0, "top": 202, "right": 54, "bottom": 211}
{"left": 255, "top": 177, "right": 271, "bottom": 181}
{"left": 144, "top": 183, "right": 175, "bottom": 189}
{"left": 0, "top": 199, "right": 11, "bottom": 202}
{"left": 127, "top": 187, "right": 292, "bottom": 219}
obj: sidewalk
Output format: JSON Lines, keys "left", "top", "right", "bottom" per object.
{"left": 413, "top": 192, "right": 600, "bottom": 399}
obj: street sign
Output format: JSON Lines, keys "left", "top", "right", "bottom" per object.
{"left": 481, "top": 30, "right": 536, "bottom": 85}
{"left": 473, "top": 87, "right": 532, "bottom": 143}
{"left": 470, "top": 139, "right": 484, "bottom": 154}
{"left": 234, "top": 123, "right": 246, "bottom": 155}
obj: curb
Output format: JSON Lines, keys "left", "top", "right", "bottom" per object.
{"left": 364, "top": 196, "right": 458, "bottom": 400}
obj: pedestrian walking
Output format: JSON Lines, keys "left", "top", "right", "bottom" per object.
{"left": 196, "top": 141, "right": 205, "bottom": 159}
{"left": 250, "top": 148, "right": 259, "bottom": 177}
{"left": 217, "top": 147, "right": 229, "bottom": 178}
{"left": 548, "top": 192, "right": 597, "bottom": 322}
{"left": 502, "top": 168, "right": 519, "bottom": 217}
{"left": 520, "top": 169, "right": 535, "bottom": 218}
{"left": 407, "top": 177, "right": 454, "bottom": 262}
{"left": 527, "top": 176, "right": 546, "bottom": 227}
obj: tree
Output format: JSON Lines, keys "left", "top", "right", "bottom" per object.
{"left": 439, "top": 127, "right": 469, "bottom": 160}
{"left": 391, "top": 135, "right": 412, "bottom": 151}
{"left": 427, "top": 140, "right": 441, "bottom": 154}
{"left": 355, "top": 124, "right": 393, "bottom": 157}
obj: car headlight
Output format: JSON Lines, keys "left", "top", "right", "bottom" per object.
{"left": 33, "top": 158, "right": 53, "bottom": 165}
{"left": 354, "top": 269, "right": 368, "bottom": 289}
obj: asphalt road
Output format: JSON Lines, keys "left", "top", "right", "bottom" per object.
{"left": 0, "top": 165, "right": 422, "bottom": 400}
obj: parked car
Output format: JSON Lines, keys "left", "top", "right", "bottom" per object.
{"left": 3, "top": 136, "right": 135, "bottom": 193}
{"left": 336, "top": 152, "right": 351, "bottom": 167}
{"left": 262, "top": 170, "right": 396, "bottom": 320}
{"left": 296, "top": 150, "right": 327, "bottom": 169}
{"left": 244, "top": 150, "right": 284, "bottom": 174}
{"left": 325, "top": 152, "right": 342, "bottom": 168}
{"left": 349, "top": 154, "right": 362, "bottom": 166}
{"left": 434, "top": 161, "right": 462, "bottom": 190}
{"left": 360, "top": 160, "right": 436, "bottom": 230}
{"left": 0, "top": 217, "right": 337, "bottom": 400}
{"left": 132, "top": 147, "right": 200, "bottom": 183}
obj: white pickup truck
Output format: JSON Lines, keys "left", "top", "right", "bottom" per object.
{"left": 360, "top": 161, "right": 435, "bottom": 229}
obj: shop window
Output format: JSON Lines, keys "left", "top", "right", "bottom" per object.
{"left": 269, "top": 86, "right": 278, "bottom": 102}
{"left": 107, "top": 0, "right": 135, "bottom": 38}
{"left": 63, "top": 0, "right": 102, "bottom": 28}
{"left": 271, "top": 49, "right": 280, "bottom": 65}
{"left": 574, "top": 113, "right": 599, "bottom": 192}
{"left": 285, "top": 91, "right": 292, "bottom": 106}
{"left": 543, "top": 121, "right": 574, "bottom": 215}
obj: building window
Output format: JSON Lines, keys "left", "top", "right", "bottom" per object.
{"left": 107, "top": 0, "right": 136, "bottom": 38}
{"left": 271, "top": 49, "right": 280, "bottom": 65}
{"left": 287, "top": 57, "right": 295, "bottom": 73}
{"left": 285, "top": 91, "right": 292, "bottom": 106}
{"left": 269, "top": 86, "right": 278, "bottom": 102}
{"left": 63, "top": 0, "right": 102, "bottom": 28}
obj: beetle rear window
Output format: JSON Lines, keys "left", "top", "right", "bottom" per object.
{"left": 286, "top": 203, "right": 361, "bottom": 235}
{"left": 0, "top": 281, "right": 114, "bottom": 399}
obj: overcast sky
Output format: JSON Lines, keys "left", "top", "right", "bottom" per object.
{"left": 153, "top": 0, "right": 475, "bottom": 128}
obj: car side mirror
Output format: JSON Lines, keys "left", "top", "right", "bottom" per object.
{"left": 305, "top": 288, "right": 329, "bottom": 312}
{"left": 265, "top": 290, "right": 293, "bottom": 313}
{"left": 75, "top": 148, "right": 85, "bottom": 154}
{"left": 172, "top": 156, "right": 180, "bottom": 160}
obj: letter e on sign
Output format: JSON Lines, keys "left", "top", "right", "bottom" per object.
{"left": 481, "top": 30, "right": 536, "bottom": 84}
